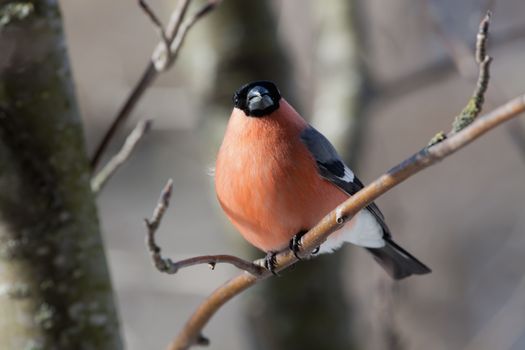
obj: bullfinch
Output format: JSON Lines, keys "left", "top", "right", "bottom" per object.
{"left": 215, "top": 80, "right": 431, "bottom": 279}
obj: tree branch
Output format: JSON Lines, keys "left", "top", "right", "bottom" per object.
{"left": 151, "top": 0, "right": 220, "bottom": 72}
{"left": 144, "top": 179, "right": 265, "bottom": 276}
{"left": 451, "top": 11, "right": 492, "bottom": 133}
{"left": 89, "top": 0, "right": 220, "bottom": 171}
{"left": 138, "top": 0, "right": 171, "bottom": 52}
{"left": 91, "top": 119, "right": 152, "bottom": 193}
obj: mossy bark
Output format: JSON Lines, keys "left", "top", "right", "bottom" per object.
{"left": 0, "top": 1, "right": 122, "bottom": 349}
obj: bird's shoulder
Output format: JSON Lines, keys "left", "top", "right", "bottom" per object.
{"left": 299, "top": 125, "right": 356, "bottom": 185}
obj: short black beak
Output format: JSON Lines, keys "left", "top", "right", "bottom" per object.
{"left": 247, "top": 86, "right": 274, "bottom": 113}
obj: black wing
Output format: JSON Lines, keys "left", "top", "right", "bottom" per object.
{"left": 300, "top": 125, "right": 390, "bottom": 238}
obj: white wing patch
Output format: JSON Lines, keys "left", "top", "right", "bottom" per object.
{"left": 341, "top": 165, "right": 354, "bottom": 182}
{"left": 316, "top": 210, "right": 385, "bottom": 254}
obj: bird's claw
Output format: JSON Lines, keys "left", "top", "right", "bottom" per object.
{"left": 264, "top": 251, "right": 279, "bottom": 276}
{"left": 290, "top": 230, "right": 321, "bottom": 257}
{"left": 289, "top": 230, "right": 307, "bottom": 260}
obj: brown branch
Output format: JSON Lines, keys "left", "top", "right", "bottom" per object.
{"left": 164, "top": 0, "right": 191, "bottom": 42}
{"left": 91, "top": 119, "right": 152, "bottom": 193}
{"left": 89, "top": 0, "right": 219, "bottom": 171}
{"left": 145, "top": 178, "right": 175, "bottom": 271}
{"left": 167, "top": 93, "right": 525, "bottom": 350}
{"left": 157, "top": 255, "right": 266, "bottom": 276}
{"left": 147, "top": 0, "right": 191, "bottom": 71}
{"left": 144, "top": 179, "right": 265, "bottom": 276}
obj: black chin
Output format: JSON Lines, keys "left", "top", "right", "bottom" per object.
{"left": 247, "top": 101, "right": 280, "bottom": 117}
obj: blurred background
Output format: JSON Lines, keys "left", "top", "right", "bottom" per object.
{"left": 58, "top": 0, "right": 525, "bottom": 349}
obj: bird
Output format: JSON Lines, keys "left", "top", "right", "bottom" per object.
{"left": 214, "top": 80, "right": 431, "bottom": 279}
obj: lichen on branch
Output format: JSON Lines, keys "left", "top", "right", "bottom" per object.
{"left": 428, "top": 11, "right": 492, "bottom": 147}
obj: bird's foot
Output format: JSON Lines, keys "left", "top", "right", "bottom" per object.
{"left": 264, "top": 251, "right": 279, "bottom": 276}
{"left": 289, "top": 230, "right": 321, "bottom": 258}
{"left": 289, "top": 230, "right": 308, "bottom": 260}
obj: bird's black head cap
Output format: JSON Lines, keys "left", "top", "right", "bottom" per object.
{"left": 233, "top": 80, "right": 281, "bottom": 117}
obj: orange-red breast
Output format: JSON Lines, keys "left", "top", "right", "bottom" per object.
{"left": 215, "top": 81, "right": 430, "bottom": 279}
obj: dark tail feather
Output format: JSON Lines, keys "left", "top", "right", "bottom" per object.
{"left": 366, "top": 237, "right": 431, "bottom": 280}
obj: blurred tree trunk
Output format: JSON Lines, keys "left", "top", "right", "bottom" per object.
{"left": 190, "top": 1, "right": 368, "bottom": 349}
{"left": 0, "top": 1, "right": 122, "bottom": 349}
{"left": 310, "top": 0, "right": 370, "bottom": 166}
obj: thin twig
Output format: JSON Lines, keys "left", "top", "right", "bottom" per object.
{"left": 429, "top": 11, "right": 492, "bottom": 146}
{"left": 147, "top": 0, "right": 191, "bottom": 71}
{"left": 164, "top": 0, "right": 192, "bottom": 42}
{"left": 89, "top": 0, "right": 219, "bottom": 171}
{"left": 138, "top": 0, "right": 170, "bottom": 52}
{"left": 159, "top": 255, "right": 266, "bottom": 276}
{"left": 476, "top": 11, "right": 491, "bottom": 64}
{"left": 451, "top": 11, "right": 492, "bottom": 133}
{"left": 91, "top": 119, "right": 152, "bottom": 193}
{"left": 90, "top": 65, "right": 157, "bottom": 171}
{"left": 144, "top": 179, "right": 265, "bottom": 276}
{"left": 152, "top": 0, "right": 220, "bottom": 71}
{"left": 145, "top": 178, "right": 175, "bottom": 271}
{"left": 89, "top": 0, "right": 190, "bottom": 171}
